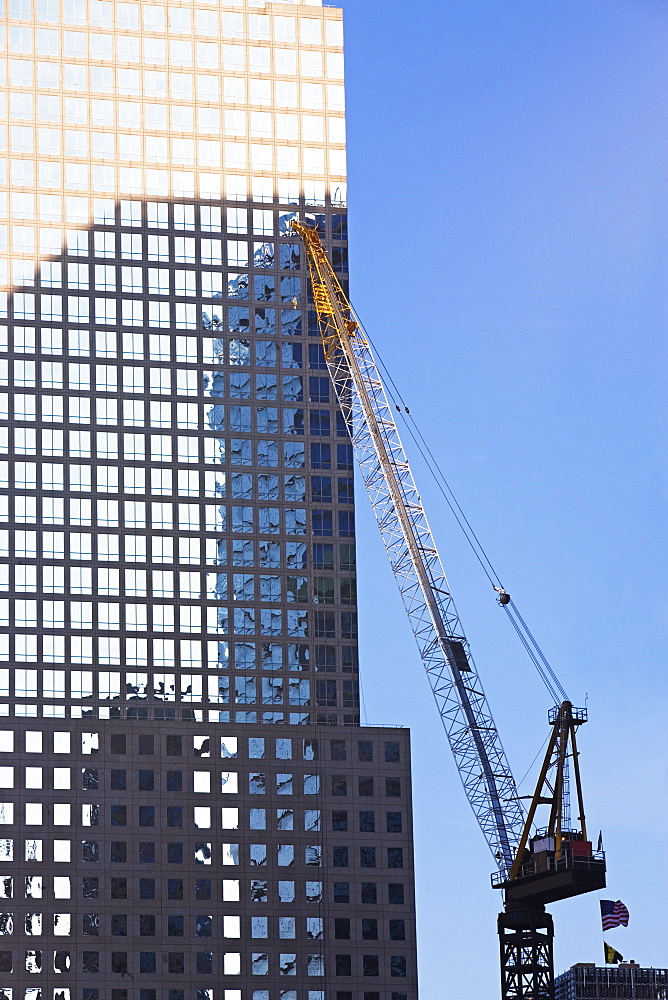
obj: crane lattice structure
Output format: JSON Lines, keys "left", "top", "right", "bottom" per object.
{"left": 293, "top": 219, "right": 524, "bottom": 875}
{"left": 292, "top": 220, "right": 606, "bottom": 1000}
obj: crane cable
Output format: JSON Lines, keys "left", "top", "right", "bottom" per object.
{"left": 353, "top": 317, "right": 568, "bottom": 707}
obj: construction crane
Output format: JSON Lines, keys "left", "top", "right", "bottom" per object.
{"left": 291, "top": 219, "right": 607, "bottom": 1000}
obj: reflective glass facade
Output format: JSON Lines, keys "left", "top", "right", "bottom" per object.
{"left": 0, "top": 0, "right": 418, "bottom": 997}
{"left": 0, "top": 0, "right": 353, "bottom": 724}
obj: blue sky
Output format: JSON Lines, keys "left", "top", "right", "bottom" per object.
{"left": 338, "top": 1, "right": 667, "bottom": 995}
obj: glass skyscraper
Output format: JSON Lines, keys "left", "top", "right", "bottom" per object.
{"left": 0, "top": 0, "right": 418, "bottom": 998}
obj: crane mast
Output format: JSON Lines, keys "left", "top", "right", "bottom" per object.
{"left": 292, "top": 220, "right": 606, "bottom": 1000}
{"left": 291, "top": 219, "right": 524, "bottom": 874}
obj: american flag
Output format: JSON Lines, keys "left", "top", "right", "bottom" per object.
{"left": 601, "top": 900, "right": 630, "bottom": 930}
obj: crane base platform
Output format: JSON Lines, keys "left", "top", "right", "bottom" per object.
{"left": 500, "top": 856, "right": 606, "bottom": 907}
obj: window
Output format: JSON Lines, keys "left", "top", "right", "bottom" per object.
{"left": 111, "top": 842, "right": 127, "bottom": 863}
{"left": 82, "top": 769, "right": 98, "bottom": 790}
{"left": 139, "top": 843, "right": 156, "bottom": 863}
{"left": 310, "top": 443, "right": 330, "bottom": 469}
{"left": 310, "top": 410, "right": 330, "bottom": 436}
{"left": 111, "top": 952, "right": 128, "bottom": 973}
{"left": 387, "top": 848, "right": 404, "bottom": 869}
{"left": 167, "top": 807, "right": 182, "bottom": 828}
{"left": 312, "top": 511, "right": 332, "bottom": 537}
{"left": 385, "top": 778, "right": 401, "bottom": 797}
{"left": 168, "top": 880, "right": 183, "bottom": 900}
{"left": 168, "top": 953, "right": 185, "bottom": 974}
{"left": 82, "top": 951, "right": 99, "bottom": 974}
{"left": 362, "top": 919, "right": 378, "bottom": 940}
{"left": 310, "top": 611, "right": 334, "bottom": 643}
{"left": 339, "top": 511, "right": 355, "bottom": 537}
{"left": 389, "top": 919, "right": 406, "bottom": 940}
{"left": 359, "top": 811, "right": 375, "bottom": 832}
{"left": 111, "top": 879, "right": 127, "bottom": 900}
{"left": 309, "top": 376, "right": 330, "bottom": 402}
{"left": 332, "top": 811, "right": 347, "bottom": 832}
{"left": 196, "top": 880, "right": 212, "bottom": 900}
{"left": 391, "top": 956, "right": 407, "bottom": 978}
{"left": 316, "top": 679, "right": 336, "bottom": 707}
{"left": 331, "top": 776, "right": 347, "bottom": 796}
{"left": 388, "top": 884, "right": 404, "bottom": 904}
{"left": 168, "top": 843, "right": 184, "bottom": 864}
{"left": 361, "top": 883, "right": 377, "bottom": 904}
{"left": 332, "top": 846, "right": 348, "bottom": 868}
{"left": 136, "top": 806, "right": 154, "bottom": 829}
{"left": 338, "top": 478, "right": 354, "bottom": 504}
{"left": 335, "top": 955, "right": 351, "bottom": 977}
{"left": 196, "top": 952, "right": 212, "bottom": 974}
{"left": 110, "top": 806, "right": 126, "bottom": 827}
{"left": 82, "top": 880, "right": 99, "bottom": 900}
{"left": 333, "top": 882, "right": 349, "bottom": 903}
{"left": 140, "top": 953, "right": 156, "bottom": 974}
{"left": 387, "top": 812, "right": 403, "bottom": 833}
{"left": 139, "top": 770, "right": 154, "bottom": 791}
{"left": 363, "top": 955, "right": 379, "bottom": 977}
{"left": 308, "top": 344, "right": 326, "bottom": 370}
{"left": 139, "top": 879, "right": 155, "bottom": 900}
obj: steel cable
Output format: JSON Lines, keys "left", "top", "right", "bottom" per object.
{"left": 355, "top": 318, "right": 568, "bottom": 707}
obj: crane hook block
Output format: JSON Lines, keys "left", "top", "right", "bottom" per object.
{"left": 493, "top": 587, "right": 511, "bottom": 606}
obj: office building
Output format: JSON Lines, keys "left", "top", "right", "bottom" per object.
{"left": 556, "top": 963, "right": 668, "bottom": 1000}
{"left": 0, "top": 0, "right": 418, "bottom": 998}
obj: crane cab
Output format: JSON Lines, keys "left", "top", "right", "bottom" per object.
{"left": 492, "top": 701, "right": 607, "bottom": 905}
{"left": 494, "top": 830, "right": 606, "bottom": 905}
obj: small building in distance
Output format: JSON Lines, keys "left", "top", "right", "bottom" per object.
{"left": 556, "top": 962, "right": 668, "bottom": 999}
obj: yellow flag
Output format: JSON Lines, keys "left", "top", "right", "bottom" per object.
{"left": 604, "top": 942, "right": 623, "bottom": 965}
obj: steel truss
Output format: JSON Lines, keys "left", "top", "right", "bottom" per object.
{"left": 293, "top": 221, "right": 525, "bottom": 874}
{"left": 498, "top": 907, "right": 554, "bottom": 1000}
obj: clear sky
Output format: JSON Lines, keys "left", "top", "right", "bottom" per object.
{"left": 337, "top": 1, "right": 667, "bottom": 996}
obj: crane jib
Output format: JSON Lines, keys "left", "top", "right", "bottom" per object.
{"left": 291, "top": 219, "right": 524, "bottom": 875}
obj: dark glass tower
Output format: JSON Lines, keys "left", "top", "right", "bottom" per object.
{"left": 0, "top": 1, "right": 418, "bottom": 998}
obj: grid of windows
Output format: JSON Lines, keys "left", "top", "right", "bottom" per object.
{"left": 0, "top": 201, "right": 357, "bottom": 724}
{"left": 555, "top": 965, "right": 668, "bottom": 1000}
{"left": 0, "top": 0, "right": 417, "bottom": 997}
{"left": 0, "top": 3, "right": 346, "bottom": 224}
{"left": 0, "top": 725, "right": 415, "bottom": 1000}
{"left": 0, "top": 0, "right": 354, "bottom": 722}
